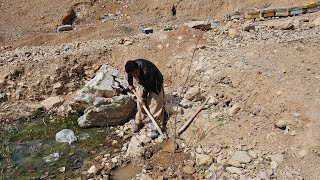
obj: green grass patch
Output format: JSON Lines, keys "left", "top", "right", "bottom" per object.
{"left": 0, "top": 115, "right": 115, "bottom": 179}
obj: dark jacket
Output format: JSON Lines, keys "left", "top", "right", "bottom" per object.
{"left": 128, "top": 59, "right": 163, "bottom": 99}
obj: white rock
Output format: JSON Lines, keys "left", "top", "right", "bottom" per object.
{"left": 43, "top": 152, "right": 60, "bottom": 163}
{"left": 271, "top": 153, "right": 284, "bottom": 164}
{"left": 258, "top": 171, "right": 270, "bottom": 180}
{"left": 242, "top": 23, "right": 255, "bottom": 31}
{"left": 41, "top": 96, "right": 65, "bottom": 110}
{"left": 226, "top": 167, "right": 242, "bottom": 175}
{"left": 125, "top": 135, "right": 144, "bottom": 157}
{"left": 57, "top": 25, "right": 73, "bottom": 32}
{"left": 55, "top": 129, "right": 77, "bottom": 144}
{"left": 248, "top": 150, "right": 257, "bottom": 159}
{"left": 229, "top": 29, "right": 240, "bottom": 38}
{"left": 88, "top": 165, "right": 101, "bottom": 174}
{"left": 124, "top": 41, "right": 133, "bottom": 46}
{"left": 270, "top": 20, "right": 294, "bottom": 30}
{"left": 185, "top": 85, "right": 202, "bottom": 101}
{"left": 270, "top": 161, "right": 278, "bottom": 169}
{"left": 196, "top": 154, "right": 212, "bottom": 166}
{"left": 232, "top": 151, "right": 252, "bottom": 163}
{"left": 227, "top": 159, "right": 241, "bottom": 167}
{"left": 111, "top": 156, "right": 118, "bottom": 163}
{"left": 276, "top": 119, "right": 288, "bottom": 129}
{"left": 227, "top": 103, "right": 241, "bottom": 116}
{"left": 196, "top": 145, "right": 204, "bottom": 154}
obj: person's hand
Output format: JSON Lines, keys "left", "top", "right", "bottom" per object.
{"left": 140, "top": 99, "right": 147, "bottom": 107}
{"left": 128, "top": 85, "right": 134, "bottom": 92}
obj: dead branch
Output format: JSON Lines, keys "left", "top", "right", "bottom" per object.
{"left": 177, "top": 97, "right": 210, "bottom": 136}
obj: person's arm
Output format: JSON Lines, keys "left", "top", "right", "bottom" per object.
{"left": 128, "top": 73, "right": 133, "bottom": 86}
{"left": 141, "top": 70, "right": 154, "bottom": 99}
{"left": 127, "top": 73, "right": 135, "bottom": 92}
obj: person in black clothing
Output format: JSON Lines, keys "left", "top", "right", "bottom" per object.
{"left": 125, "top": 59, "right": 164, "bottom": 139}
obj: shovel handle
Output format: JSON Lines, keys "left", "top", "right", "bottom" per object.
{"left": 132, "top": 89, "right": 164, "bottom": 136}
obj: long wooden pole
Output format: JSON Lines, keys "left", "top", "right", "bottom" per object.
{"left": 177, "top": 97, "right": 210, "bottom": 136}
{"left": 132, "top": 89, "right": 164, "bottom": 136}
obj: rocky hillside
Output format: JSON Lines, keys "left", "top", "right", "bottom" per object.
{"left": 1, "top": 0, "right": 320, "bottom": 179}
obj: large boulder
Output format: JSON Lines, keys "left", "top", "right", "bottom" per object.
{"left": 269, "top": 20, "right": 294, "bottom": 30}
{"left": 70, "top": 64, "right": 135, "bottom": 127}
{"left": 70, "top": 64, "right": 128, "bottom": 113}
{"left": 78, "top": 95, "right": 135, "bottom": 127}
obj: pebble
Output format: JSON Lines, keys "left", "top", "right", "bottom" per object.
{"left": 271, "top": 153, "right": 284, "bottom": 164}
{"left": 270, "top": 161, "right": 278, "bottom": 169}
{"left": 276, "top": 119, "right": 288, "bottom": 129}
{"left": 183, "top": 165, "right": 196, "bottom": 174}
{"left": 227, "top": 159, "right": 242, "bottom": 167}
{"left": 232, "top": 151, "right": 252, "bottom": 163}
{"left": 88, "top": 165, "right": 101, "bottom": 174}
{"left": 226, "top": 167, "right": 242, "bottom": 175}
{"left": 248, "top": 150, "right": 257, "bottom": 159}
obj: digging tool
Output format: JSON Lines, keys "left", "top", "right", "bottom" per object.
{"left": 131, "top": 89, "right": 164, "bottom": 136}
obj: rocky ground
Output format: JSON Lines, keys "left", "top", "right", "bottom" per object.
{"left": 1, "top": 0, "right": 320, "bottom": 179}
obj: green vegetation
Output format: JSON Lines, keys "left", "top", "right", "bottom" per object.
{"left": 0, "top": 115, "right": 115, "bottom": 179}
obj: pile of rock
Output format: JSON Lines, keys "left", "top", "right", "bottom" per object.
{"left": 70, "top": 64, "right": 135, "bottom": 127}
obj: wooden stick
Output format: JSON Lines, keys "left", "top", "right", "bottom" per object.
{"left": 132, "top": 89, "right": 164, "bottom": 136}
{"left": 177, "top": 97, "right": 210, "bottom": 136}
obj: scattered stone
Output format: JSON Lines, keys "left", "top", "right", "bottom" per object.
{"left": 196, "top": 145, "right": 204, "bottom": 154}
{"left": 179, "top": 98, "right": 193, "bottom": 108}
{"left": 242, "top": 22, "right": 255, "bottom": 31}
{"left": 248, "top": 150, "right": 257, "bottom": 159}
{"left": 232, "top": 151, "right": 252, "bottom": 163}
{"left": 53, "top": 82, "right": 64, "bottom": 95}
{"left": 208, "top": 96, "right": 219, "bottom": 106}
{"left": 183, "top": 165, "right": 196, "bottom": 174}
{"left": 276, "top": 119, "right": 288, "bottom": 130}
{"left": 125, "top": 135, "right": 145, "bottom": 157}
{"left": 196, "top": 154, "right": 212, "bottom": 166}
{"left": 40, "top": 96, "right": 65, "bottom": 110}
{"left": 258, "top": 170, "right": 270, "bottom": 180}
{"left": 227, "top": 103, "right": 241, "bottom": 116}
{"left": 57, "top": 25, "right": 73, "bottom": 32}
{"left": 226, "top": 167, "right": 242, "bottom": 175}
{"left": 185, "top": 85, "right": 202, "bottom": 101}
{"left": 55, "top": 129, "right": 77, "bottom": 144}
{"left": 111, "top": 156, "right": 118, "bottom": 163}
{"left": 271, "top": 153, "right": 284, "bottom": 164}
{"left": 227, "top": 159, "right": 241, "bottom": 167}
{"left": 124, "top": 41, "right": 133, "bottom": 46}
{"left": 184, "top": 21, "right": 211, "bottom": 31}
{"left": 59, "top": 166, "right": 66, "bottom": 173}
{"left": 112, "top": 140, "right": 118, "bottom": 146}
{"left": 228, "top": 29, "right": 240, "bottom": 38}
{"left": 88, "top": 165, "right": 102, "bottom": 175}
{"left": 271, "top": 20, "right": 294, "bottom": 30}
{"left": 44, "top": 152, "right": 60, "bottom": 163}
{"left": 270, "top": 161, "right": 278, "bottom": 169}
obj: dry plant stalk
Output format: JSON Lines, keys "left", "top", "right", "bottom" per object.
{"left": 177, "top": 97, "right": 210, "bottom": 136}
